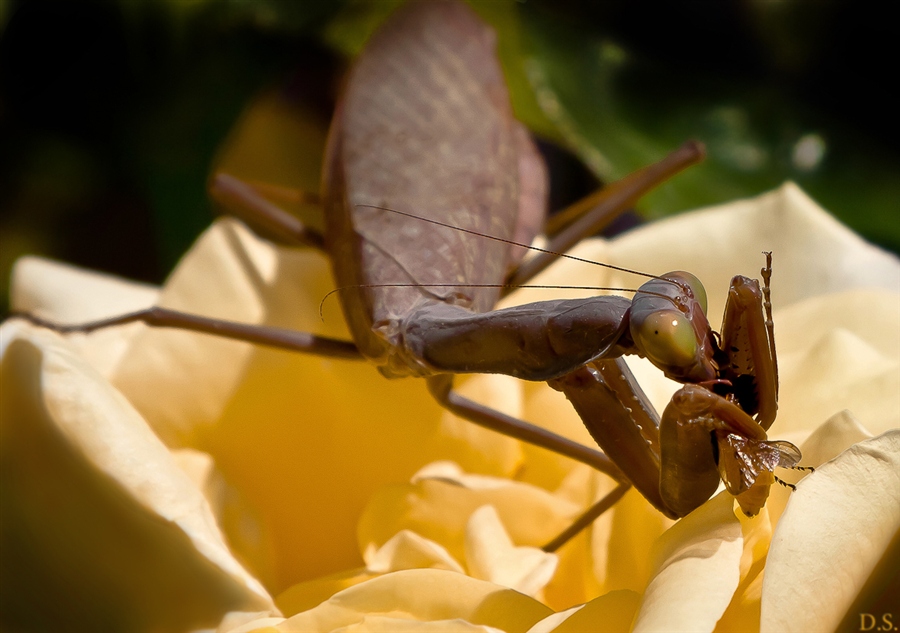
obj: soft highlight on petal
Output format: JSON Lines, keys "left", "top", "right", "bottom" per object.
{"left": 465, "top": 505, "right": 558, "bottom": 597}
{"left": 9, "top": 256, "right": 160, "bottom": 377}
{"left": 365, "top": 530, "right": 465, "bottom": 575}
{"left": 633, "top": 492, "right": 743, "bottom": 633}
{"left": 529, "top": 590, "right": 641, "bottom": 633}
{"left": 274, "top": 569, "right": 552, "bottom": 633}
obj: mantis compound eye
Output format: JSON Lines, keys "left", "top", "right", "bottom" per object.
{"left": 664, "top": 271, "right": 708, "bottom": 315}
{"left": 633, "top": 309, "right": 699, "bottom": 369}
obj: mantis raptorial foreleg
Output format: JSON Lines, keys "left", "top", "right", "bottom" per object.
{"left": 551, "top": 254, "right": 802, "bottom": 519}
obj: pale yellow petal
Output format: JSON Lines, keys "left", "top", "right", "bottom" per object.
{"left": 798, "top": 410, "right": 876, "bottom": 467}
{"left": 766, "top": 410, "right": 874, "bottom": 526}
{"left": 713, "top": 508, "right": 773, "bottom": 633}
{"left": 217, "top": 611, "right": 286, "bottom": 633}
{"left": 465, "top": 505, "right": 558, "bottom": 597}
{"left": 109, "top": 217, "right": 318, "bottom": 444}
{"left": 518, "top": 381, "right": 601, "bottom": 492}
{"left": 213, "top": 90, "right": 325, "bottom": 214}
{"left": 275, "top": 569, "right": 377, "bottom": 618}
{"left": 523, "top": 606, "right": 583, "bottom": 633}
{"left": 277, "top": 569, "right": 552, "bottom": 633}
{"left": 9, "top": 256, "right": 159, "bottom": 376}
{"left": 0, "top": 321, "right": 274, "bottom": 630}
{"left": 604, "top": 182, "right": 900, "bottom": 315}
{"left": 633, "top": 492, "right": 743, "bottom": 633}
{"left": 227, "top": 625, "right": 284, "bottom": 633}
{"left": 171, "top": 447, "right": 275, "bottom": 584}
{"left": 600, "top": 488, "right": 673, "bottom": 595}
{"left": 330, "top": 616, "right": 506, "bottom": 632}
{"left": 761, "top": 431, "right": 900, "bottom": 633}
{"left": 98, "top": 217, "right": 516, "bottom": 590}
{"left": 776, "top": 290, "right": 900, "bottom": 436}
{"left": 359, "top": 464, "right": 581, "bottom": 567}
{"left": 10, "top": 255, "right": 159, "bottom": 322}
{"left": 528, "top": 590, "right": 641, "bottom": 633}
{"left": 714, "top": 569, "right": 765, "bottom": 633}
{"left": 439, "top": 374, "right": 525, "bottom": 476}
{"left": 539, "top": 469, "right": 607, "bottom": 609}
{"left": 365, "top": 530, "right": 465, "bottom": 574}
{"left": 773, "top": 288, "right": 900, "bottom": 360}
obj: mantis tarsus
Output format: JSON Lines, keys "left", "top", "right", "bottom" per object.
{"left": 13, "top": 0, "right": 805, "bottom": 544}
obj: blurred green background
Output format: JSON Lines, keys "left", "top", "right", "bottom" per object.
{"left": 1, "top": 0, "right": 897, "bottom": 316}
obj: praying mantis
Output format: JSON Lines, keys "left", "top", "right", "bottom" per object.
{"left": 14, "top": 0, "right": 805, "bottom": 542}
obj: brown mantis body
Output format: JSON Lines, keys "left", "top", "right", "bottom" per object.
{"left": 15, "top": 1, "right": 803, "bottom": 536}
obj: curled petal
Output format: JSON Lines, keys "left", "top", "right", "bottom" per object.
{"left": 275, "top": 569, "right": 552, "bottom": 632}
{"left": 761, "top": 431, "right": 900, "bottom": 633}
{"left": 366, "top": 530, "right": 465, "bottom": 575}
{"left": 598, "top": 484, "right": 675, "bottom": 596}
{"left": 359, "top": 462, "right": 581, "bottom": 566}
{"left": 0, "top": 322, "right": 274, "bottom": 630}
{"left": 526, "top": 590, "right": 641, "bottom": 633}
{"left": 465, "top": 505, "right": 558, "bottom": 597}
{"left": 10, "top": 256, "right": 159, "bottom": 377}
{"left": 633, "top": 492, "right": 743, "bottom": 633}
{"left": 11, "top": 255, "right": 159, "bottom": 323}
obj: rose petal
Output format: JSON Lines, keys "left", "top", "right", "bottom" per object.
{"left": 0, "top": 321, "right": 274, "bottom": 630}
{"left": 603, "top": 182, "right": 900, "bottom": 314}
{"left": 713, "top": 508, "right": 773, "bottom": 633}
{"left": 633, "top": 492, "right": 743, "bottom": 633}
{"left": 773, "top": 289, "right": 900, "bottom": 360}
{"left": 761, "top": 431, "right": 900, "bottom": 633}
{"left": 109, "top": 218, "right": 309, "bottom": 444}
{"left": 598, "top": 488, "right": 674, "bottom": 595}
{"left": 465, "top": 505, "right": 558, "bottom": 597}
{"left": 359, "top": 463, "right": 581, "bottom": 567}
{"left": 277, "top": 569, "right": 552, "bottom": 632}
{"left": 366, "top": 530, "right": 465, "bottom": 575}
{"left": 9, "top": 256, "right": 160, "bottom": 376}
{"left": 776, "top": 291, "right": 899, "bottom": 436}
{"left": 438, "top": 374, "right": 525, "bottom": 476}
{"left": 95, "top": 218, "right": 522, "bottom": 589}
{"left": 217, "top": 611, "right": 286, "bottom": 633}
{"left": 798, "top": 410, "right": 876, "bottom": 467}
{"left": 323, "top": 617, "right": 505, "bottom": 632}
{"left": 527, "top": 590, "right": 641, "bottom": 633}
{"left": 518, "top": 381, "right": 602, "bottom": 492}
{"left": 10, "top": 255, "right": 159, "bottom": 322}
{"left": 275, "top": 568, "right": 378, "bottom": 619}
{"left": 765, "top": 410, "right": 875, "bottom": 527}
{"left": 170, "top": 447, "right": 275, "bottom": 585}
{"left": 212, "top": 90, "right": 326, "bottom": 210}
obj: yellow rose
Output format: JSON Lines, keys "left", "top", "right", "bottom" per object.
{"left": 2, "top": 183, "right": 897, "bottom": 632}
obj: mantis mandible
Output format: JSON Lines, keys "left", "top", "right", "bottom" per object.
{"left": 14, "top": 0, "right": 804, "bottom": 542}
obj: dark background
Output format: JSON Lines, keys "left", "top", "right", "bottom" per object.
{"left": 1, "top": 0, "right": 897, "bottom": 315}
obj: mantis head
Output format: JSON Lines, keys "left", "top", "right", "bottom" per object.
{"left": 630, "top": 271, "right": 719, "bottom": 384}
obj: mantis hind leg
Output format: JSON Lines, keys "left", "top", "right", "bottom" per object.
{"left": 505, "top": 141, "right": 706, "bottom": 289}
{"left": 209, "top": 173, "right": 325, "bottom": 250}
{"left": 427, "top": 373, "right": 637, "bottom": 550}
{"left": 427, "top": 375, "right": 624, "bottom": 481}
{"left": 13, "top": 307, "right": 362, "bottom": 359}
{"left": 541, "top": 482, "right": 631, "bottom": 552}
